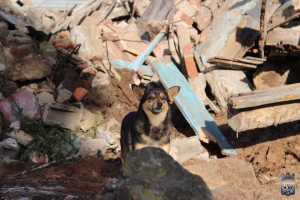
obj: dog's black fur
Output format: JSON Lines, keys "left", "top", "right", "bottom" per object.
{"left": 120, "top": 82, "right": 180, "bottom": 159}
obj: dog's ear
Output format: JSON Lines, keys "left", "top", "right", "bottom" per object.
{"left": 167, "top": 86, "right": 180, "bottom": 103}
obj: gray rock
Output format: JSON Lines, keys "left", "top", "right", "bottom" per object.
{"left": 96, "top": 118, "right": 121, "bottom": 152}
{"left": 56, "top": 85, "right": 72, "bottom": 103}
{"left": 79, "top": 138, "right": 109, "bottom": 157}
{"left": 102, "top": 147, "right": 213, "bottom": 200}
{"left": 170, "top": 136, "right": 209, "bottom": 164}
{"left": 0, "top": 138, "right": 19, "bottom": 151}
{"left": 36, "top": 92, "right": 55, "bottom": 106}
{"left": 5, "top": 55, "right": 51, "bottom": 81}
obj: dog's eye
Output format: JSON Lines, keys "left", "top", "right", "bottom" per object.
{"left": 162, "top": 97, "right": 168, "bottom": 102}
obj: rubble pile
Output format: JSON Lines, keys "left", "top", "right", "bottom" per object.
{"left": 0, "top": 0, "right": 300, "bottom": 199}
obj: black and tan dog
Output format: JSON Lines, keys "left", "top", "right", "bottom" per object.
{"left": 121, "top": 82, "right": 180, "bottom": 159}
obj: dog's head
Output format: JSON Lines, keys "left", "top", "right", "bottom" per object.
{"left": 141, "top": 82, "right": 180, "bottom": 115}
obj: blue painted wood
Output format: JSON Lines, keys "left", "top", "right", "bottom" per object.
{"left": 128, "top": 31, "right": 166, "bottom": 71}
{"left": 112, "top": 31, "right": 166, "bottom": 73}
{"left": 152, "top": 61, "right": 236, "bottom": 156}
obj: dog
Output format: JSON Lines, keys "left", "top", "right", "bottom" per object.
{"left": 121, "top": 82, "right": 180, "bottom": 160}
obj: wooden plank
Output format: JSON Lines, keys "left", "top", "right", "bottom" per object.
{"left": 230, "top": 83, "right": 300, "bottom": 109}
{"left": 152, "top": 60, "right": 236, "bottom": 156}
{"left": 228, "top": 102, "right": 300, "bottom": 132}
{"left": 176, "top": 25, "right": 198, "bottom": 78}
{"left": 208, "top": 57, "right": 258, "bottom": 70}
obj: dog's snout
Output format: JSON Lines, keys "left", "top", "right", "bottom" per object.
{"left": 157, "top": 102, "right": 163, "bottom": 108}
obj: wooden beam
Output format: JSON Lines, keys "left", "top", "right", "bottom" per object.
{"left": 208, "top": 57, "right": 261, "bottom": 70}
{"left": 176, "top": 25, "right": 198, "bottom": 78}
{"left": 228, "top": 102, "right": 300, "bottom": 132}
{"left": 230, "top": 83, "right": 300, "bottom": 109}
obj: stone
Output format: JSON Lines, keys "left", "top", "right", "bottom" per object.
{"left": 0, "top": 89, "right": 40, "bottom": 126}
{"left": 92, "top": 72, "right": 111, "bottom": 88}
{"left": 7, "top": 130, "right": 33, "bottom": 146}
{"left": 70, "top": 23, "right": 105, "bottom": 60}
{"left": 36, "top": 92, "right": 55, "bottom": 106}
{"left": 0, "top": 46, "right": 6, "bottom": 72}
{"left": 80, "top": 109, "right": 96, "bottom": 131}
{"left": 102, "top": 148, "right": 213, "bottom": 200}
{"left": 56, "top": 85, "right": 73, "bottom": 103}
{"left": 43, "top": 103, "right": 95, "bottom": 131}
{"left": 170, "top": 136, "right": 209, "bottom": 164}
{"left": 5, "top": 55, "right": 52, "bottom": 81}
{"left": 79, "top": 138, "right": 109, "bottom": 157}
{"left": 43, "top": 103, "right": 82, "bottom": 131}
{"left": 0, "top": 22, "right": 9, "bottom": 41}
{"left": 0, "top": 138, "right": 19, "bottom": 151}
{"left": 96, "top": 118, "right": 121, "bottom": 154}
{"left": 12, "top": 89, "right": 41, "bottom": 119}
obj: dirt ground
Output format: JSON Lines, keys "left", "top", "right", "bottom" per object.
{"left": 1, "top": 79, "right": 300, "bottom": 199}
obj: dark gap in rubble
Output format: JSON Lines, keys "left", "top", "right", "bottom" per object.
{"left": 236, "top": 27, "right": 260, "bottom": 48}
{"left": 16, "top": 0, "right": 24, "bottom": 7}
{"left": 201, "top": 142, "right": 224, "bottom": 158}
{"left": 192, "top": 22, "right": 201, "bottom": 34}
{"left": 204, "top": 80, "right": 215, "bottom": 104}
{"left": 171, "top": 105, "right": 194, "bottom": 137}
{"left": 15, "top": 77, "right": 48, "bottom": 88}
{"left": 27, "top": 26, "right": 50, "bottom": 42}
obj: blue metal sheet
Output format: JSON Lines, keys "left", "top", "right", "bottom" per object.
{"left": 152, "top": 61, "right": 236, "bottom": 156}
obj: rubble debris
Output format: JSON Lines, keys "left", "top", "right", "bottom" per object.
{"left": 267, "top": 0, "right": 300, "bottom": 31}
{"left": 266, "top": 26, "right": 300, "bottom": 47}
{"left": 139, "top": 0, "right": 175, "bottom": 22}
{"left": 205, "top": 70, "right": 252, "bottom": 112}
{"left": 194, "top": 0, "right": 261, "bottom": 70}
{"left": 253, "top": 63, "right": 290, "bottom": 90}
